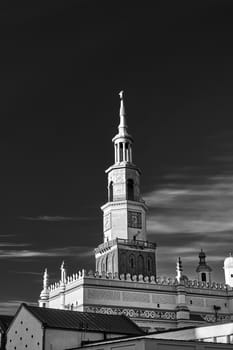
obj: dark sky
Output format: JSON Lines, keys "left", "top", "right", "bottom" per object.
{"left": 3, "top": 0, "right": 233, "bottom": 314}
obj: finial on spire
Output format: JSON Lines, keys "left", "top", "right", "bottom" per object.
{"left": 119, "top": 90, "right": 126, "bottom": 119}
{"left": 119, "top": 90, "right": 124, "bottom": 100}
{"left": 118, "top": 90, "right": 127, "bottom": 133}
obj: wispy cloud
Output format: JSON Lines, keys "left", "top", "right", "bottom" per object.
{"left": 0, "top": 243, "right": 30, "bottom": 247}
{"left": 144, "top": 174, "right": 233, "bottom": 281}
{"left": 144, "top": 175, "right": 233, "bottom": 235}
{"left": 19, "top": 215, "right": 94, "bottom": 222}
{"left": 0, "top": 300, "right": 37, "bottom": 315}
{"left": 0, "top": 246, "right": 93, "bottom": 259}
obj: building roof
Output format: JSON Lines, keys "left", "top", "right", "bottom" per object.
{"left": 0, "top": 315, "right": 14, "bottom": 333}
{"left": 22, "top": 304, "right": 144, "bottom": 336}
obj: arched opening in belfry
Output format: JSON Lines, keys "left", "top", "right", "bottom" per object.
{"left": 201, "top": 272, "right": 207, "bottom": 282}
{"left": 127, "top": 179, "right": 134, "bottom": 201}
{"left": 119, "top": 143, "right": 123, "bottom": 162}
{"left": 109, "top": 181, "right": 113, "bottom": 201}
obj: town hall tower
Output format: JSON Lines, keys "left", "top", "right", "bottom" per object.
{"left": 95, "top": 92, "right": 157, "bottom": 277}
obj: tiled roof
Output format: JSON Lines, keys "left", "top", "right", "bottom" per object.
{"left": 23, "top": 304, "right": 144, "bottom": 336}
{"left": 0, "top": 315, "right": 14, "bottom": 332}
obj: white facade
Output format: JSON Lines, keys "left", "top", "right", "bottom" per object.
{"left": 39, "top": 269, "right": 233, "bottom": 332}
{"left": 224, "top": 254, "right": 233, "bottom": 288}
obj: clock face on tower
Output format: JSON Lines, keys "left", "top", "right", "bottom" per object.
{"left": 104, "top": 213, "right": 111, "bottom": 231}
{"left": 128, "top": 211, "right": 142, "bottom": 229}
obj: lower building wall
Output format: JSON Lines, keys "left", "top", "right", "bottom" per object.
{"left": 149, "top": 322, "right": 233, "bottom": 344}
{"left": 81, "top": 337, "right": 233, "bottom": 350}
{"left": 45, "top": 329, "right": 104, "bottom": 350}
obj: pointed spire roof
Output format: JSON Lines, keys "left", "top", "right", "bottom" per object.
{"left": 43, "top": 268, "right": 49, "bottom": 289}
{"left": 119, "top": 90, "right": 127, "bottom": 126}
{"left": 40, "top": 268, "right": 49, "bottom": 300}
{"left": 113, "top": 91, "right": 132, "bottom": 142}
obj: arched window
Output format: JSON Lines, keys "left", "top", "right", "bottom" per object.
{"left": 129, "top": 255, "right": 135, "bottom": 269}
{"left": 101, "top": 257, "right": 105, "bottom": 274}
{"left": 120, "top": 253, "right": 126, "bottom": 272}
{"left": 119, "top": 143, "right": 123, "bottom": 162}
{"left": 105, "top": 255, "right": 108, "bottom": 273}
{"left": 125, "top": 143, "right": 129, "bottom": 161}
{"left": 109, "top": 181, "right": 113, "bottom": 201}
{"left": 138, "top": 255, "right": 144, "bottom": 275}
{"left": 112, "top": 253, "right": 115, "bottom": 274}
{"left": 201, "top": 272, "right": 206, "bottom": 282}
{"left": 147, "top": 257, "right": 152, "bottom": 273}
{"left": 127, "top": 179, "right": 134, "bottom": 201}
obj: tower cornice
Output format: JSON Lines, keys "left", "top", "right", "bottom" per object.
{"left": 105, "top": 163, "right": 141, "bottom": 175}
{"left": 101, "top": 199, "right": 147, "bottom": 212}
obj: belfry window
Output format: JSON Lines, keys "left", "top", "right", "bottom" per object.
{"left": 201, "top": 272, "right": 206, "bottom": 282}
{"left": 127, "top": 179, "right": 134, "bottom": 200}
{"left": 125, "top": 143, "right": 129, "bottom": 161}
{"left": 119, "top": 143, "right": 123, "bottom": 162}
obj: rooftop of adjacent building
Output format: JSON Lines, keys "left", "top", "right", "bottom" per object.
{"left": 14, "top": 303, "right": 144, "bottom": 336}
{"left": 65, "top": 321, "right": 233, "bottom": 349}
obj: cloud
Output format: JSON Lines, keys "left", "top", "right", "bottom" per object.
{"left": 143, "top": 174, "right": 233, "bottom": 281}
{"left": 19, "top": 215, "right": 94, "bottom": 222}
{"left": 0, "top": 243, "right": 30, "bottom": 247}
{"left": 0, "top": 246, "right": 93, "bottom": 259}
{"left": 0, "top": 300, "right": 37, "bottom": 315}
{"left": 144, "top": 175, "right": 233, "bottom": 235}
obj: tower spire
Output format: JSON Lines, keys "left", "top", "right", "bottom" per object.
{"left": 176, "top": 257, "right": 183, "bottom": 283}
{"left": 117, "top": 90, "right": 128, "bottom": 138}
{"left": 112, "top": 91, "right": 133, "bottom": 164}
{"left": 118, "top": 91, "right": 127, "bottom": 132}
